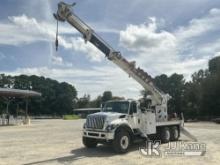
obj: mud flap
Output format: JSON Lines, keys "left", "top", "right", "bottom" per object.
{"left": 180, "top": 126, "right": 197, "bottom": 142}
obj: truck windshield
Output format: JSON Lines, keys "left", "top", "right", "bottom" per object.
{"left": 102, "top": 101, "right": 129, "bottom": 114}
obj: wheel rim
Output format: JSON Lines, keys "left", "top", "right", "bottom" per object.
{"left": 165, "top": 130, "right": 170, "bottom": 140}
{"left": 174, "top": 129, "right": 178, "bottom": 139}
{"left": 120, "top": 136, "right": 129, "bottom": 149}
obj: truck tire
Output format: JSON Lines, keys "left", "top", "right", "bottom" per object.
{"left": 160, "top": 127, "right": 170, "bottom": 143}
{"left": 82, "top": 137, "right": 97, "bottom": 148}
{"left": 170, "top": 126, "right": 179, "bottom": 141}
{"left": 113, "top": 130, "right": 130, "bottom": 153}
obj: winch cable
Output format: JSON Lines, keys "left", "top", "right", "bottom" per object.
{"left": 55, "top": 19, "right": 59, "bottom": 51}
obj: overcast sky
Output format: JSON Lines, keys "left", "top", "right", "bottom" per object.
{"left": 1, "top": 0, "right": 220, "bottom": 99}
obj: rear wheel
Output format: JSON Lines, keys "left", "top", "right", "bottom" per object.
{"left": 170, "top": 126, "right": 179, "bottom": 141}
{"left": 82, "top": 137, "right": 98, "bottom": 148}
{"left": 113, "top": 130, "right": 130, "bottom": 153}
{"left": 160, "top": 127, "right": 170, "bottom": 143}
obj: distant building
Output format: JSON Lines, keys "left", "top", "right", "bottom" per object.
{"left": 73, "top": 108, "right": 100, "bottom": 118}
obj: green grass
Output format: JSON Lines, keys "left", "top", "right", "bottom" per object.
{"left": 63, "top": 115, "right": 81, "bottom": 120}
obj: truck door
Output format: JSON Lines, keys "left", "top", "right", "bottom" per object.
{"left": 128, "top": 101, "right": 140, "bottom": 129}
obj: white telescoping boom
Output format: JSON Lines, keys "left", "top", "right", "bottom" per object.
{"left": 54, "top": 2, "right": 171, "bottom": 122}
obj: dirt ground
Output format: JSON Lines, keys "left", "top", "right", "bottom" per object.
{"left": 0, "top": 119, "right": 219, "bottom": 165}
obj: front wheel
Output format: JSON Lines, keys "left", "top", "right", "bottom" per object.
{"left": 82, "top": 137, "right": 98, "bottom": 148}
{"left": 113, "top": 130, "right": 130, "bottom": 153}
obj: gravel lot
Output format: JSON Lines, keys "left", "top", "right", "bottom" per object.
{"left": 0, "top": 119, "right": 219, "bottom": 165}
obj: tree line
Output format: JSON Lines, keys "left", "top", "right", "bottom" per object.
{"left": 75, "top": 56, "right": 220, "bottom": 120}
{"left": 153, "top": 56, "right": 220, "bottom": 119}
{"left": 0, "top": 56, "right": 219, "bottom": 119}
{"left": 0, "top": 75, "right": 77, "bottom": 116}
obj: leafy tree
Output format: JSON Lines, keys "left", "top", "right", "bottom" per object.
{"left": 89, "top": 95, "right": 102, "bottom": 108}
{"left": 112, "top": 96, "right": 125, "bottom": 100}
{"left": 0, "top": 74, "right": 77, "bottom": 116}
{"left": 209, "top": 56, "right": 220, "bottom": 74}
{"left": 102, "top": 91, "right": 112, "bottom": 102}
{"left": 0, "top": 74, "right": 14, "bottom": 88}
{"left": 76, "top": 94, "right": 90, "bottom": 108}
{"left": 199, "top": 57, "right": 220, "bottom": 118}
{"left": 154, "top": 73, "right": 185, "bottom": 114}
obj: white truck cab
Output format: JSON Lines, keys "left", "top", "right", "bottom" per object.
{"left": 82, "top": 99, "right": 181, "bottom": 153}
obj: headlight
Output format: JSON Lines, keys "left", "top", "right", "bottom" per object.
{"left": 106, "top": 124, "right": 117, "bottom": 131}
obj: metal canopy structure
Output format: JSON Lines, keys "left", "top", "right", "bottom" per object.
{"left": 74, "top": 108, "right": 101, "bottom": 112}
{"left": 0, "top": 88, "right": 41, "bottom": 98}
{"left": 74, "top": 108, "right": 101, "bottom": 118}
{"left": 0, "top": 88, "right": 41, "bottom": 125}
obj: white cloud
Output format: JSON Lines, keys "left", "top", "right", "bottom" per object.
{"left": 50, "top": 55, "right": 72, "bottom": 67}
{"left": 120, "top": 17, "right": 177, "bottom": 52}
{"left": 197, "top": 38, "right": 220, "bottom": 56}
{"left": 214, "top": 52, "right": 220, "bottom": 57}
{"left": 0, "top": 14, "right": 104, "bottom": 62}
{"left": 175, "top": 8, "right": 220, "bottom": 41}
{"left": 119, "top": 17, "right": 178, "bottom": 76}
{"left": 119, "top": 8, "right": 220, "bottom": 79}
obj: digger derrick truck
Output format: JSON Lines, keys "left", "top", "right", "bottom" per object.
{"left": 54, "top": 2, "right": 197, "bottom": 153}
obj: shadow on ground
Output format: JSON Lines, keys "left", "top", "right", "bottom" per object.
{"left": 23, "top": 140, "right": 191, "bottom": 165}
{"left": 24, "top": 143, "right": 145, "bottom": 165}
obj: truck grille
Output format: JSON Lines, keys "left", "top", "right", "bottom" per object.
{"left": 86, "top": 115, "right": 106, "bottom": 129}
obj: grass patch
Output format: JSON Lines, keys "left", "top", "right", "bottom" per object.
{"left": 63, "top": 115, "right": 80, "bottom": 120}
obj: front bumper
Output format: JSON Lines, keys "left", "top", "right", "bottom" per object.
{"left": 83, "top": 129, "right": 114, "bottom": 140}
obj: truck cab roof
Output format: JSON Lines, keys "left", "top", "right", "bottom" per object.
{"left": 105, "top": 99, "right": 137, "bottom": 103}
